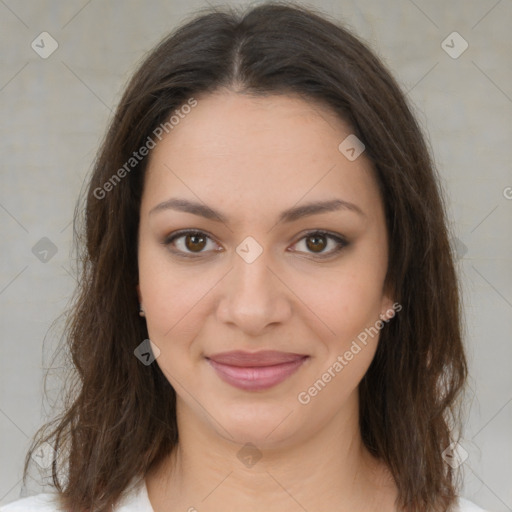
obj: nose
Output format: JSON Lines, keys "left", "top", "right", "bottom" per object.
{"left": 215, "top": 252, "right": 293, "bottom": 337}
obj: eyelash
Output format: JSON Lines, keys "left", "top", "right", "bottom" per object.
{"left": 162, "top": 229, "right": 348, "bottom": 259}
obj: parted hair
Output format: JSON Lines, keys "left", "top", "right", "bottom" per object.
{"left": 24, "top": 3, "right": 467, "bottom": 511}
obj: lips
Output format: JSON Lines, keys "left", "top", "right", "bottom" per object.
{"left": 206, "top": 350, "right": 308, "bottom": 391}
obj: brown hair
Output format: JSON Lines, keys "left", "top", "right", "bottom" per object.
{"left": 24, "top": 2, "right": 467, "bottom": 511}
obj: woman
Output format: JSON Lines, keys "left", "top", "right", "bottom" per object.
{"left": 1, "top": 3, "right": 484, "bottom": 511}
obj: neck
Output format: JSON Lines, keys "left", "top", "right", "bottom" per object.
{"left": 145, "top": 391, "right": 397, "bottom": 512}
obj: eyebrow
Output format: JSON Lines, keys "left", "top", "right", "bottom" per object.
{"left": 149, "top": 197, "right": 365, "bottom": 222}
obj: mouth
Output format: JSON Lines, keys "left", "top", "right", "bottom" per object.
{"left": 205, "top": 350, "right": 309, "bottom": 391}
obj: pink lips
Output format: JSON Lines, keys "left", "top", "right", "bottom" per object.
{"left": 206, "top": 350, "right": 308, "bottom": 391}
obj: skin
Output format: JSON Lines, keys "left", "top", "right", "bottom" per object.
{"left": 137, "top": 90, "right": 398, "bottom": 512}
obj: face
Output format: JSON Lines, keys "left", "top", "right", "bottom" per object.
{"left": 137, "top": 91, "right": 394, "bottom": 448}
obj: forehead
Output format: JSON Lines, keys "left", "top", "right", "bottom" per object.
{"left": 142, "top": 91, "right": 382, "bottom": 222}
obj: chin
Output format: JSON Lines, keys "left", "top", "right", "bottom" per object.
{"left": 207, "top": 396, "right": 300, "bottom": 448}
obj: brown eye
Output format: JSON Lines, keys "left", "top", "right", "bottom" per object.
{"left": 289, "top": 231, "right": 348, "bottom": 258}
{"left": 164, "top": 230, "right": 220, "bottom": 257}
{"left": 185, "top": 233, "right": 207, "bottom": 252}
{"left": 305, "top": 234, "right": 327, "bottom": 252}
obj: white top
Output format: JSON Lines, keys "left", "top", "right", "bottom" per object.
{"left": 0, "top": 477, "right": 489, "bottom": 511}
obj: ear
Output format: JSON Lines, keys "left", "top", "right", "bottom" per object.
{"left": 379, "top": 296, "right": 390, "bottom": 317}
{"left": 380, "top": 288, "right": 399, "bottom": 321}
{"left": 136, "top": 284, "right": 142, "bottom": 304}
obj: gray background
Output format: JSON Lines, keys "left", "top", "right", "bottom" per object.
{"left": 1, "top": 0, "right": 511, "bottom": 510}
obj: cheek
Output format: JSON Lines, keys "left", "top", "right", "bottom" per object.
{"left": 137, "top": 244, "right": 216, "bottom": 346}
{"left": 293, "top": 258, "right": 387, "bottom": 347}
{"left": 138, "top": 256, "right": 217, "bottom": 387}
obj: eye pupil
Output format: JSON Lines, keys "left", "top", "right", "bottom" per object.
{"left": 185, "top": 233, "right": 207, "bottom": 252}
{"left": 306, "top": 235, "right": 327, "bottom": 252}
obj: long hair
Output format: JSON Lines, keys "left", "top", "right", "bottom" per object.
{"left": 23, "top": 3, "right": 467, "bottom": 511}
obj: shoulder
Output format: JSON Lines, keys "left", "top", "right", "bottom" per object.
{"left": 455, "top": 497, "right": 489, "bottom": 512}
{"left": 0, "top": 493, "right": 62, "bottom": 512}
{"left": 0, "top": 477, "right": 150, "bottom": 512}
